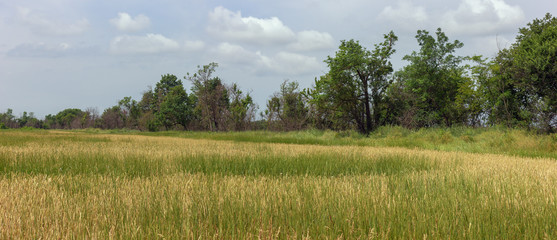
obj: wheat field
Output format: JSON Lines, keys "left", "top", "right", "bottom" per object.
{"left": 1, "top": 130, "right": 557, "bottom": 239}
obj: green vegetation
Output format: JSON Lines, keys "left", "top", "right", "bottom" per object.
{"left": 93, "top": 126, "right": 556, "bottom": 159}
{"left": 309, "top": 31, "right": 398, "bottom": 134}
{"left": 264, "top": 80, "right": 309, "bottom": 131}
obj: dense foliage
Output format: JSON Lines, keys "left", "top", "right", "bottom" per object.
{"left": 308, "top": 31, "right": 398, "bottom": 134}
{"left": 2, "top": 14, "right": 556, "bottom": 133}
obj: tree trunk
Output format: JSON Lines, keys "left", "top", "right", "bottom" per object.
{"left": 372, "top": 94, "right": 381, "bottom": 130}
{"left": 360, "top": 73, "right": 372, "bottom": 135}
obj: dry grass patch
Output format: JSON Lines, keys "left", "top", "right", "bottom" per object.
{"left": 1, "top": 130, "right": 557, "bottom": 239}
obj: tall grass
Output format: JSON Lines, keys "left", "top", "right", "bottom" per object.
{"left": 115, "top": 126, "right": 557, "bottom": 159}
{"left": 1, "top": 130, "right": 557, "bottom": 239}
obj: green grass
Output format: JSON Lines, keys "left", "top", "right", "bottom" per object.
{"left": 78, "top": 125, "right": 557, "bottom": 159}
{"left": 0, "top": 134, "right": 438, "bottom": 178}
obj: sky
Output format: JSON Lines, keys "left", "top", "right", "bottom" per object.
{"left": 1, "top": 0, "right": 555, "bottom": 118}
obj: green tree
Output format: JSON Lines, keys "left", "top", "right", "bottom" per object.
{"left": 229, "top": 83, "right": 257, "bottom": 131}
{"left": 187, "top": 63, "right": 230, "bottom": 131}
{"left": 55, "top": 108, "right": 84, "bottom": 129}
{"left": 136, "top": 74, "right": 191, "bottom": 131}
{"left": 511, "top": 13, "right": 557, "bottom": 132}
{"left": 453, "top": 56, "right": 490, "bottom": 127}
{"left": 118, "top": 96, "right": 140, "bottom": 128}
{"left": 306, "top": 74, "right": 340, "bottom": 130}
{"left": 382, "top": 79, "right": 418, "bottom": 128}
{"left": 101, "top": 106, "right": 125, "bottom": 129}
{"left": 138, "top": 86, "right": 159, "bottom": 131}
{"left": 157, "top": 85, "right": 193, "bottom": 129}
{"left": 514, "top": 13, "right": 557, "bottom": 99}
{"left": 310, "top": 31, "right": 397, "bottom": 134}
{"left": 265, "top": 80, "right": 308, "bottom": 131}
{"left": 368, "top": 31, "right": 399, "bottom": 128}
{"left": 0, "top": 109, "right": 17, "bottom": 128}
{"left": 139, "top": 86, "right": 155, "bottom": 113}
{"left": 18, "top": 112, "right": 42, "bottom": 128}
{"left": 44, "top": 114, "right": 57, "bottom": 129}
{"left": 398, "top": 28, "right": 466, "bottom": 127}
{"left": 155, "top": 74, "right": 183, "bottom": 97}
{"left": 478, "top": 49, "right": 530, "bottom": 127}
{"left": 154, "top": 74, "right": 183, "bottom": 111}
{"left": 478, "top": 14, "right": 557, "bottom": 131}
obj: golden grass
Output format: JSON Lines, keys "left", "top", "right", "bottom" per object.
{"left": 1, "top": 130, "right": 557, "bottom": 239}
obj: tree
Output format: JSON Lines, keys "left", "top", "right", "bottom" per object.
{"left": 477, "top": 49, "right": 530, "bottom": 127}
{"left": 134, "top": 74, "right": 194, "bottom": 131}
{"left": 83, "top": 107, "right": 101, "bottom": 128}
{"left": 101, "top": 106, "right": 125, "bottom": 129}
{"left": 187, "top": 63, "right": 230, "bottom": 131}
{"left": 99, "top": 97, "right": 142, "bottom": 130}
{"left": 154, "top": 74, "right": 183, "bottom": 108}
{"left": 475, "top": 14, "right": 557, "bottom": 131}
{"left": 229, "top": 83, "right": 257, "bottom": 131}
{"left": 157, "top": 85, "right": 193, "bottom": 129}
{"left": 139, "top": 86, "right": 155, "bottom": 112}
{"left": 382, "top": 79, "right": 419, "bottom": 128}
{"left": 306, "top": 74, "right": 340, "bottom": 130}
{"left": 264, "top": 80, "right": 308, "bottom": 131}
{"left": 118, "top": 96, "right": 140, "bottom": 128}
{"left": 368, "top": 31, "right": 399, "bottom": 128}
{"left": 55, "top": 108, "right": 84, "bottom": 129}
{"left": 510, "top": 13, "right": 557, "bottom": 132}
{"left": 514, "top": 13, "right": 557, "bottom": 100}
{"left": 310, "top": 31, "right": 397, "bottom": 134}
{"left": 398, "top": 28, "right": 466, "bottom": 127}
{"left": 0, "top": 109, "right": 17, "bottom": 128}
{"left": 454, "top": 56, "right": 489, "bottom": 127}
{"left": 18, "top": 112, "right": 42, "bottom": 128}
{"left": 44, "top": 114, "right": 57, "bottom": 129}
{"left": 138, "top": 86, "right": 159, "bottom": 131}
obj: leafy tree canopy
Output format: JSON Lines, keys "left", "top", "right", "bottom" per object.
{"left": 398, "top": 28, "right": 465, "bottom": 127}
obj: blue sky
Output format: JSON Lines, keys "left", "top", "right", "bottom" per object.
{"left": 1, "top": 0, "right": 555, "bottom": 118}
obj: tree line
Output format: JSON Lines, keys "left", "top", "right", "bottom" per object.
{"left": 2, "top": 13, "right": 556, "bottom": 133}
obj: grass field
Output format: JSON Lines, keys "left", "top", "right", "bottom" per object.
{"left": 1, "top": 128, "right": 557, "bottom": 239}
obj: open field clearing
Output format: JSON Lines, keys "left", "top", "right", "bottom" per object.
{"left": 1, "top": 130, "right": 557, "bottom": 239}
{"left": 127, "top": 127, "right": 557, "bottom": 159}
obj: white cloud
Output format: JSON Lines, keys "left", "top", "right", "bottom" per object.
{"left": 109, "top": 34, "right": 180, "bottom": 54}
{"left": 206, "top": 6, "right": 334, "bottom": 52}
{"left": 7, "top": 42, "right": 71, "bottom": 57}
{"left": 213, "top": 42, "right": 260, "bottom": 64}
{"left": 183, "top": 40, "right": 205, "bottom": 51}
{"left": 207, "top": 6, "right": 296, "bottom": 45}
{"left": 288, "top": 30, "right": 334, "bottom": 51}
{"left": 6, "top": 42, "right": 97, "bottom": 57}
{"left": 211, "top": 42, "right": 322, "bottom": 75}
{"left": 379, "top": 1, "right": 428, "bottom": 28}
{"left": 466, "top": 35, "right": 514, "bottom": 57}
{"left": 442, "top": 0, "right": 525, "bottom": 35}
{"left": 259, "top": 51, "right": 322, "bottom": 75}
{"left": 110, "top": 12, "right": 151, "bottom": 32}
{"left": 17, "top": 7, "right": 89, "bottom": 35}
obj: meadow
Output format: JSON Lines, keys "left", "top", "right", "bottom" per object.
{"left": 1, "top": 128, "right": 557, "bottom": 239}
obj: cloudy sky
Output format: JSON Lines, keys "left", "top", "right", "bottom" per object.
{"left": 1, "top": 0, "right": 555, "bottom": 118}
